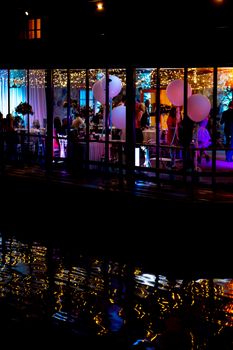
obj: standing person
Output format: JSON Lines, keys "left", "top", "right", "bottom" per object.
{"left": 4, "top": 113, "right": 17, "bottom": 162}
{"left": 167, "top": 107, "right": 178, "bottom": 145}
{"left": 178, "top": 115, "right": 194, "bottom": 169}
{"left": 167, "top": 106, "right": 179, "bottom": 167}
{"left": 0, "top": 112, "right": 3, "bottom": 129}
{"left": 136, "top": 87, "right": 143, "bottom": 103}
{"left": 197, "top": 117, "right": 211, "bottom": 164}
{"left": 135, "top": 102, "right": 145, "bottom": 144}
{"left": 220, "top": 100, "right": 233, "bottom": 162}
{"left": 140, "top": 99, "right": 150, "bottom": 129}
{"left": 53, "top": 117, "right": 62, "bottom": 158}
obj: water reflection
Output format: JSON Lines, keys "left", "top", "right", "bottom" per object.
{"left": 0, "top": 233, "right": 232, "bottom": 348}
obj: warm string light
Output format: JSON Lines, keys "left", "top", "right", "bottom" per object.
{"left": 29, "top": 69, "right": 46, "bottom": 88}
{"left": 1, "top": 67, "right": 233, "bottom": 93}
{"left": 53, "top": 69, "right": 68, "bottom": 88}
{"left": 52, "top": 68, "right": 218, "bottom": 90}
{"left": 188, "top": 68, "right": 213, "bottom": 92}
{"left": 193, "top": 69, "right": 197, "bottom": 84}
{"left": 1, "top": 69, "right": 46, "bottom": 88}
{"left": 70, "top": 70, "right": 86, "bottom": 87}
{"left": 53, "top": 69, "right": 127, "bottom": 88}
{"left": 160, "top": 68, "right": 184, "bottom": 87}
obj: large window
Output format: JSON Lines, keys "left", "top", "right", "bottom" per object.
{"left": 2, "top": 65, "right": 233, "bottom": 185}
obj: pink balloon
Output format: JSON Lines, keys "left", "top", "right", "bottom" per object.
{"left": 187, "top": 94, "right": 211, "bottom": 122}
{"left": 111, "top": 105, "right": 126, "bottom": 129}
{"left": 166, "top": 79, "right": 192, "bottom": 106}
{"left": 92, "top": 79, "right": 105, "bottom": 104}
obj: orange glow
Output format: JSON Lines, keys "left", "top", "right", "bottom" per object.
{"left": 36, "top": 19, "right": 41, "bottom": 30}
{"left": 225, "top": 79, "right": 233, "bottom": 88}
{"left": 96, "top": 2, "right": 104, "bottom": 11}
{"left": 213, "top": 0, "right": 224, "bottom": 4}
{"left": 28, "top": 19, "right": 35, "bottom": 30}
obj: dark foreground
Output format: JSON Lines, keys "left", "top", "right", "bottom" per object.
{"left": 0, "top": 170, "right": 232, "bottom": 277}
{"left": 0, "top": 230, "right": 233, "bottom": 350}
{"left": 0, "top": 171, "right": 233, "bottom": 349}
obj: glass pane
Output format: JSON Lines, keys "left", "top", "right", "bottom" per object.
{"left": 216, "top": 67, "right": 233, "bottom": 177}
{"left": 70, "top": 68, "right": 86, "bottom": 137}
{"left": 187, "top": 68, "right": 213, "bottom": 185}
{"left": 53, "top": 69, "right": 67, "bottom": 159}
{"left": 0, "top": 70, "right": 8, "bottom": 117}
{"left": 29, "top": 69, "right": 47, "bottom": 130}
{"left": 135, "top": 68, "right": 158, "bottom": 173}
{"left": 109, "top": 68, "right": 126, "bottom": 168}
{"left": 36, "top": 18, "right": 41, "bottom": 29}
{"left": 89, "top": 69, "right": 105, "bottom": 131}
{"left": 9, "top": 69, "right": 28, "bottom": 127}
{"left": 160, "top": 68, "right": 183, "bottom": 175}
{"left": 29, "top": 31, "right": 35, "bottom": 39}
{"left": 89, "top": 69, "right": 105, "bottom": 167}
{"left": 28, "top": 19, "right": 35, "bottom": 30}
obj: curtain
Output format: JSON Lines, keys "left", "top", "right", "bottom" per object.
{"left": 10, "top": 87, "right": 27, "bottom": 114}
{"left": 0, "top": 69, "right": 47, "bottom": 129}
{"left": 29, "top": 87, "right": 47, "bottom": 128}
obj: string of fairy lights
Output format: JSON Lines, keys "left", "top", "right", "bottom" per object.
{"left": 1, "top": 68, "right": 233, "bottom": 93}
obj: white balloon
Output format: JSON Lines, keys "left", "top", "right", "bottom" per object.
{"left": 92, "top": 75, "right": 122, "bottom": 104}
{"left": 187, "top": 94, "right": 211, "bottom": 122}
{"left": 166, "top": 79, "right": 192, "bottom": 107}
{"left": 111, "top": 105, "right": 126, "bottom": 129}
{"left": 101, "top": 75, "right": 122, "bottom": 100}
{"left": 92, "top": 79, "right": 105, "bottom": 104}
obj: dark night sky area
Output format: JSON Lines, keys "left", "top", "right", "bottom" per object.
{"left": 1, "top": 0, "right": 233, "bottom": 65}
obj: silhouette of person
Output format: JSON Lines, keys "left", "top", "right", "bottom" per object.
{"left": 220, "top": 100, "right": 233, "bottom": 161}
{"left": 135, "top": 102, "right": 145, "bottom": 143}
{"left": 0, "top": 111, "right": 3, "bottom": 130}
{"left": 140, "top": 99, "right": 150, "bottom": 129}
{"left": 197, "top": 117, "right": 211, "bottom": 164}
{"left": 167, "top": 106, "right": 179, "bottom": 167}
{"left": 178, "top": 115, "right": 194, "bottom": 169}
{"left": 53, "top": 117, "right": 61, "bottom": 158}
{"left": 54, "top": 116, "right": 62, "bottom": 135}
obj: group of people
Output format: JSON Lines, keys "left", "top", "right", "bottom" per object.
{"left": 220, "top": 100, "right": 233, "bottom": 162}
{"left": 166, "top": 100, "right": 233, "bottom": 167}
{"left": 166, "top": 106, "right": 212, "bottom": 168}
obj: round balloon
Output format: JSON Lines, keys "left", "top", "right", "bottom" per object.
{"left": 101, "top": 75, "right": 122, "bottom": 100}
{"left": 187, "top": 94, "right": 211, "bottom": 122}
{"left": 111, "top": 105, "right": 126, "bottom": 129}
{"left": 166, "top": 79, "right": 192, "bottom": 106}
{"left": 92, "top": 79, "right": 105, "bottom": 104}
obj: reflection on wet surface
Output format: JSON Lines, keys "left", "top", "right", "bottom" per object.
{"left": 0, "top": 233, "right": 232, "bottom": 349}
